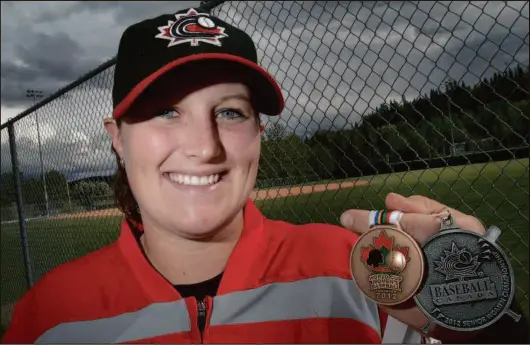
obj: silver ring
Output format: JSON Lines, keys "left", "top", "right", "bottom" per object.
{"left": 440, "top": 209, "right": 453, "bottom": 226}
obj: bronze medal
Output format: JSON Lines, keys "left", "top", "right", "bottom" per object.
{"left": 350, "top": 210, "right": 424, "bottom": 306}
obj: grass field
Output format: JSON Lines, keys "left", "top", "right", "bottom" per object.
{"left": 1, "top": 158, "right": 528, "bottom": 331}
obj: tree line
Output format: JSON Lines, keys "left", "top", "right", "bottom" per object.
{"left": 258, "top": 65, "right": 529, "bottom": 186}
{"left": 0, "top": 65, "right": 528, "bottom": 208}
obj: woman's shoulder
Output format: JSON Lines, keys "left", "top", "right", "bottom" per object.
{"left": 258, "top": 218, "right": 359, "bottom": 280}
{"left": 17, "top": 243, "right": 124, "bottom": 312}
{"left": 263, "top": 218, "right": 359, "bottom": 262}
{"left": 3, "top": 242, "right": 126, "bottom": 343}
{"left": 265, "top": 217, "right": 360, "bottom": 244}
{"left": 36, "top": 241, "right": 123, "bottom": 290}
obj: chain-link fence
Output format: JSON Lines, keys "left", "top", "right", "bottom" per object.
{"left": 1, "top": 0, "right": 528, "bottom": 331}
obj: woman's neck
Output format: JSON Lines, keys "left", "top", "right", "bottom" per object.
{"left": 139, "top": 212, "right": 244, "bottom": 285}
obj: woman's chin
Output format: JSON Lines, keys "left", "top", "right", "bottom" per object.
{"left": 165, "top": 207, "right": 240, "bottom": 238}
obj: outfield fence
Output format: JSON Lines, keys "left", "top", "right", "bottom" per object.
{"left": 1, "top": 0, "right": 529, "bottom": 323}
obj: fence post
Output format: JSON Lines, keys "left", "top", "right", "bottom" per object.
{"left": 7, "top": 123, "right": 34, "bottom": 288}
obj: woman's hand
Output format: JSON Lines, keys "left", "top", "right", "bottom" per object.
{"left": 340, "top": 192, "right": 487, "bottom": 340}
{"left": 340, "top": 192, "right": 486, "bottom": 245}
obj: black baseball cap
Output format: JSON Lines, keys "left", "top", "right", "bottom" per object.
{"left": 112, "top": 7, "right": 284, "bottom": 120}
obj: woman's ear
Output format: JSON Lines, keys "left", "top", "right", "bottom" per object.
{"left": 104, "top": 117, "right": 124, "bottom": 157}
{"left": 259, "top": 123, "right": 265, "bottom": 133}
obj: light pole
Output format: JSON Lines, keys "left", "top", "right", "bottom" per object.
{"left": 443, "top": 81, "right": 456, "bottom": 156}
{"left": 66, "top": 179, "right": 72, "bottom": 213}
{"left": 26, "top": 89, "right": 49, "bottom": 217}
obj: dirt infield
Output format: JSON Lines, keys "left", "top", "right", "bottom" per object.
{"left": 52, "top": 180, "right": 368, "bottom": 220}
{"left": 250, "top": 180, "right": 368, "bottom": 199}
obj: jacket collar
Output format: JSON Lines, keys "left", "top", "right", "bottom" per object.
{"left": 117, "top": 199, "right": 266, "bottom": 300}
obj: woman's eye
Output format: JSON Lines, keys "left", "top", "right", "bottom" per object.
{"left": 157, "top": 109, "right": 179, "bottom": 119}
{"left": 217, "top": 109, "right": 244, "bottom": 120}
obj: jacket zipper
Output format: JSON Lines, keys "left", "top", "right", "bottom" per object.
{"left": 197, "top": 299, "right": 207, "bottom": 343}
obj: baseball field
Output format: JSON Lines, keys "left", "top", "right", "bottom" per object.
{"left": 1, "top": 158, "right": 528, "bottom": 331}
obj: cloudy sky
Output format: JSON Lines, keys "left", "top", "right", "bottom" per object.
{"left": 1, "top": 1, "right": 528, "bottom": 181}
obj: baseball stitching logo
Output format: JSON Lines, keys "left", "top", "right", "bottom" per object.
{"left": 155, "top": 8, "right": 228, "bottom": 47}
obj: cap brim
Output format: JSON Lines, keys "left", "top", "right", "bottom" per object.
{"left": 113, "top": 53, "right": 284, "bottom": 119}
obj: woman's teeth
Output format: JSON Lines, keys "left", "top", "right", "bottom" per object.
{"left": 168, "top": 173, "right": 220, "bottom": 186}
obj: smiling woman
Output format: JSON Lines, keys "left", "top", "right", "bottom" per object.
{"left": 2, "top": 6, "right": 528, "bottom": 345}
{"left": 108, "top": 64, "right": 265, "bottom": 244}
{"left": 108, "top": 78, "right": 266, "bottom": 285}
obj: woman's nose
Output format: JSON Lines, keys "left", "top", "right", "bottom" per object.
{"left": 180, "top": 118, "right": 222, "bottom": 161}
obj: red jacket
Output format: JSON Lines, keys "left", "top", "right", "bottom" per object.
{"left": 3, "top": 200, "right": 418, "bottom": 343}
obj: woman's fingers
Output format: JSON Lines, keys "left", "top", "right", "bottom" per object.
{"left": 385, "top": 193, "right": 486, "bottom": 235}
{"left": 340, "top": 209, "right": 441, "bottom": 245}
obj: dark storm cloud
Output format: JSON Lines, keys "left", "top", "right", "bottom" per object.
{"left": 219, "top": 0, "right": 528, "bottom": 135}
{"left": 0, "top": 1, "right": 199, "bottom": 110}
{"left": 1, "top": 32, "right": 103, "bottom": 107}
{"left": 65, "top": 1, "right": 200, "bottom": 28}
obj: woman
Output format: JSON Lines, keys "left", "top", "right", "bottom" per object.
{"left": 3, "top": 7, "right": 527, "bottom": 344}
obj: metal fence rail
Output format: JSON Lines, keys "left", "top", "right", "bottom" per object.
{"left": 1, "top": 0, "right": 528, "bottom": 328}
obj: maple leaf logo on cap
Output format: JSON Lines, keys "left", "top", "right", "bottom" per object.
{"left": 155, "top": 8, "right": 228, "bottom": 47}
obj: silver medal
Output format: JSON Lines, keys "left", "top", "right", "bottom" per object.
{"left": 414, "top": 211, "right": 521, "bottom": 332}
